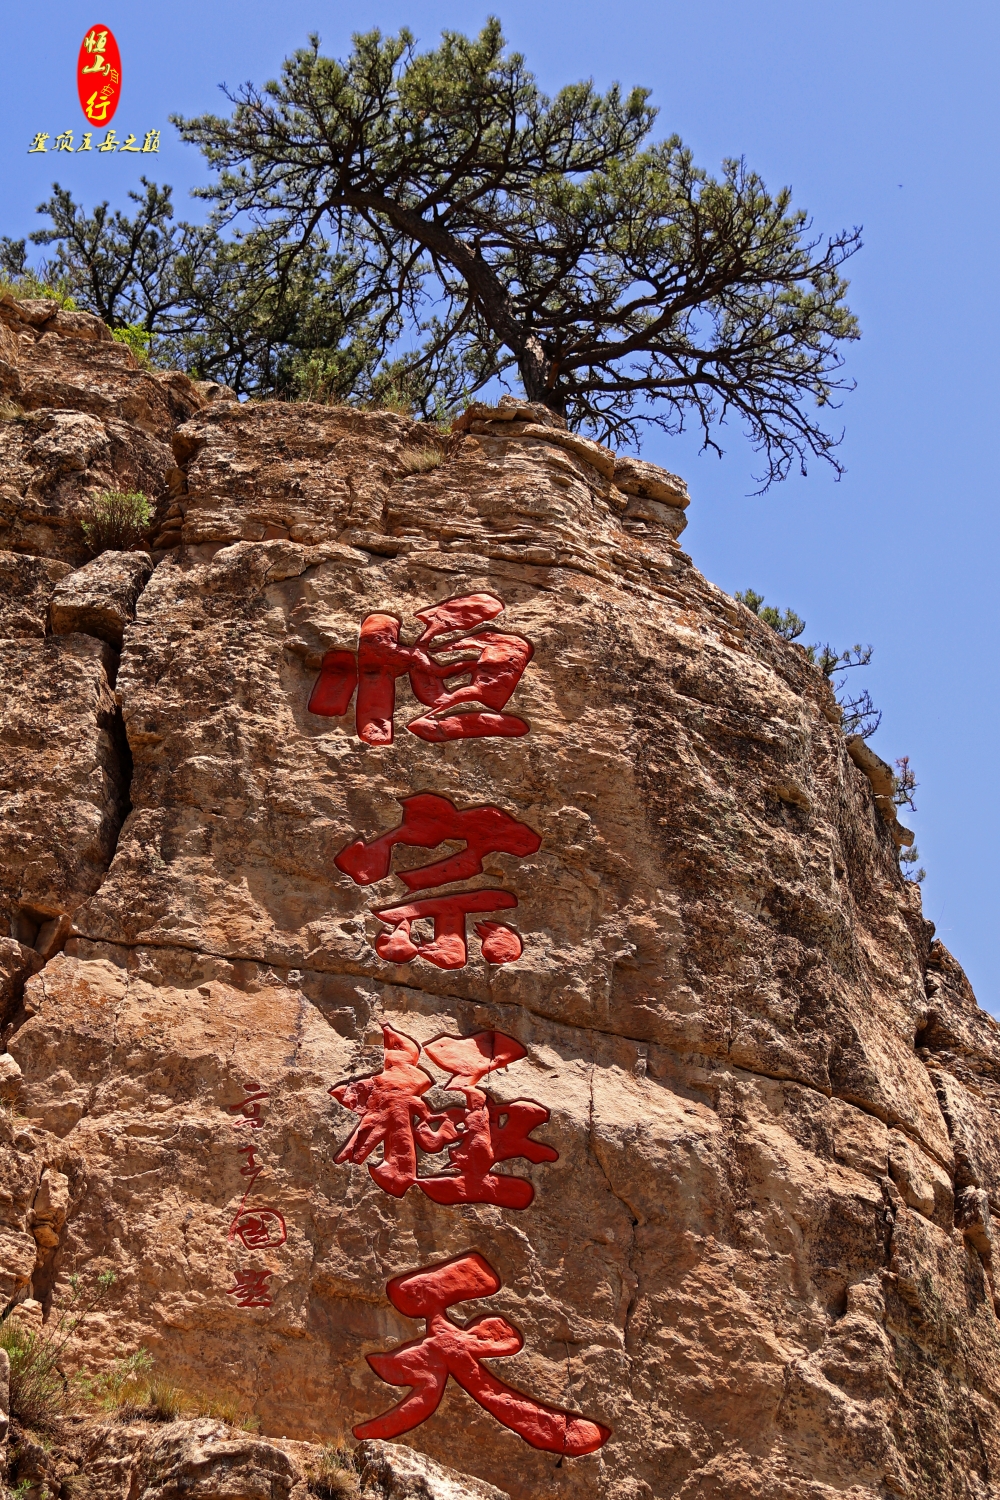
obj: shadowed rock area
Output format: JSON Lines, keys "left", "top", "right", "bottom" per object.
{"left": 2, "top": 290, "right": 1000, "bottom": 1499}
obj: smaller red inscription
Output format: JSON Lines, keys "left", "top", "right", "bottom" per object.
{"left": 355, "top": 1253, "right": 610, "bottom": 1453}
{"left": 229, "top": 1207, "right": 287, "bottom": 1251}
{"left": 222, "top": 1082, "right": 286, "bottom": 1312}
{"left": 236, "top": 1143, "right": 265, "bottom": 1194}
{"left": 229, "top": 1088, "right": 268, "bottom": 1128}
{"left": 226, "top": 1269, "right": 274, "bottom": 1309}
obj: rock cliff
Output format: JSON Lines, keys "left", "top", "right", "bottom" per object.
{"left": 2, "top": 290, "right": 1000, "bottom": 1499}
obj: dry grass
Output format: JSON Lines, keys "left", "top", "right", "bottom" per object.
{"left": 0, "top": 1318, "right": 66, "bottom": 1431}
{"left": 0, "top": 400, "right": 25, "bottom": 421}
{"left": 191, "top": 1390, "right": 260, "bottom": 1431}
{"left": 94, "top": 1352, "right": 255, "bottom": 1429}
{"left": 307, "top": 1442, "right": 359, "bottom": 1498}
{"left": 398, "top": 444, "right": 446, "bottom": 475}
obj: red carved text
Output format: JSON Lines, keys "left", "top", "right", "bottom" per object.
{"left": 355, "top": 1253, "right": 610, "bottom": 1453}
{"left": 309, "top": 593, "right": 533, "bottom": 745}
{"left": 331, "top": 1025, "right": 556, "bottom": 1207}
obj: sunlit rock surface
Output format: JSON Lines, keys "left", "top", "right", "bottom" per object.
{"left": 2, "top": 295, "right": 999, "bottom": 1500}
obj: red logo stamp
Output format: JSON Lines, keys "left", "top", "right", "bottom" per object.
{"left": 77, "top": 25, "right": 122, "bottom": 126}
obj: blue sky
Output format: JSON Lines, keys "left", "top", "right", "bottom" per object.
{"left": 7, "top": 1, "right": 999, "bottom": 1007}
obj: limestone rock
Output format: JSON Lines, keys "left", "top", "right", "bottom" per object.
{"left": 50, "top": 549, "right": 154, "bottom": 646}
{"left": 29, "top": 1166, "right": 70, "bottom": 1251}
{"left": 955, "top": 1184, "right": 994, "bottom": 1255}
{"left": 4, "top": 315, "right": 1000, "bottom": 1500}
{"left": 357, "top": 1440, "right": 511, "bottom": 1499}
{"left": 612, "top": 452, "right": 689, "bottom": 507}
{"left": 0, "top": 634, "right": 126, "bottom": 938}
{"left": 0, "top": 551, "right": 73, "bottom": 637}
{"left": 0, "top": 409, "right": 173, "bottom": 566}
{"left": 161, "top": 402, "right": 414, "bottom": 548}
{"left": 622, "top": 493, "right": 688, "bottom": 536}
{"left": 0, "top": 1053, "right": 22, "bottom": 1095}
{"left": 0, "top": 1420, "right": 499, "bottom": 1500}
{"left": 7, "top": 1297, "right": 44, "bottom": 1331}
{"left": 16, "top": 333, "right": 200, "bottom": 439}
{"left": 451, "top": 396, "right": 565, "bottom": 431}
{"left": 846, "top": 734, "right": 915, "bottom": 849}
{"left": 194, "top": 378, "right": 239, "bottom": 404}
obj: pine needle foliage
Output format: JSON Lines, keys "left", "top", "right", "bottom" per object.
{"left": 24, "top": 23, "right": 861, "bottom": 487}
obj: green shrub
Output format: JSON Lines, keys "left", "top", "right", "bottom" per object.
{"left": 900, "top": 844, "right": 926, "bottom": 884}
{"left": 111, "top": 324, "right": 154, "bottom": 365}
{"left": 80, "top": 490, "right": 152, "bottom": 554}
{"left": 735, "top": 588, "right": 805, "bottom": 641}
{"left": 0, "top": 237, "right": 76, "bottom": 309}
{"left": 0, "top": 1269, "right": 117, "bottom": 1431}
{"left": 0, "top": 1318, "right": 65, "bottom": 1431}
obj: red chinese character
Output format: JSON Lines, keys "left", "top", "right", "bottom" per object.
{"left": 236, "top": 1143, "right": 265, "bottom": 1193}
{"left": 336, "top": 793, "right": 539, "bottom": 970}
{"left": 226, "top": 1269, "right": 274, "bottom": 1308}
{"left": 355, "top": 1253, "right": 610, "bottom": 1454}
{"left": 336, "top": 793, "right": 540, "bottom": 891}
{"left": 229, "top": 1207, "right": 287, "bottom": 1250}
{"left": 331, "top": 1027, "right": 556, "bottom": 1206}
{"left": 373, "top": 889, "right": 520, "bottom": 970}
{"left": 229, "top": 1087, "right": 269, "bottom": 1129}
{"left": 331, "top": 1025, "right": 461, "bottom": 1198}
{"left": 417, "top": 1034, "right": 558, "bottom": 1209}
{"left": 308, "top": 593, "right": 533, "bottom": 744}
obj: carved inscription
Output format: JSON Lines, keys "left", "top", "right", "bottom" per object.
{"left": 226, "top": 1268, "right": 275, "bottom": 1309}
{"left": 224, "top": 1083, "right": 286, "bottom": 1310}
{"left": 314, "top": 589, "right": 611, "bottom": 1446}
{"left": 308, "top": 592, "right": 533, "bottom": 744}
{"left": 337, "top": 793, "right": 540, "bottom": 970}
{"left": 355, "top": 1252, "right": 610, "bottom": 1454}
{"left": 332, "top": 1025, "right": 557, "bottom": 1207}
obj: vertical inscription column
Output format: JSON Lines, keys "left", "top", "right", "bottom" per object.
{"left": 312, "top": 592, "right": 612, "bottom": 1455}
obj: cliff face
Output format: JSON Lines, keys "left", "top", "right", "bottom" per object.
{"left": 3, "top": 291, "right": 1000, "bottom": 1500}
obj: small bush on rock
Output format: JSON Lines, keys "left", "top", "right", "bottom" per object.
{"left": 111, "top": 324, "right": 154, "bottom": 366}
{"left": 81, "top": 490, "right": 152, "bottom": 554}
{"left": 1, "top": 1269, "right": 117, "bottom": 1431}
{"left": 0, "top": 1319, "right": 64, "bottom": 1431}
{"left": 0, "top": 235, "right": 76, "bottom": 307}
{"left": 735, "top": 588, "right": 805, "bottom": 641}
